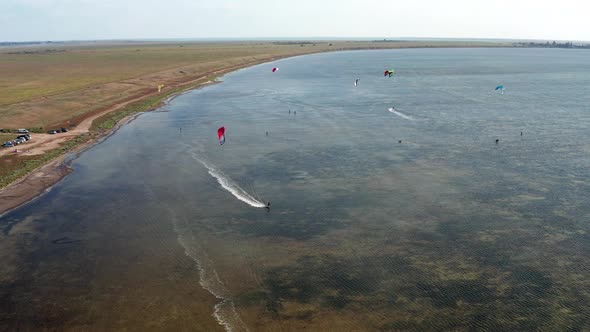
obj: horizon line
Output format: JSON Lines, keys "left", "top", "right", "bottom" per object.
{"left": 2, "top": 36, "right": 589, "bottom": 45}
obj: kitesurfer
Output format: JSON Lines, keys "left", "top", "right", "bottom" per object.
{"left": 495, "top": 139, "right": 499, "bottom": 144}
{"left": 265, "top": 202, "right": 271, "bottom": 211}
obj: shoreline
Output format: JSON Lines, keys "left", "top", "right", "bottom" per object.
{"left": 0, "top": 43, "right": 510, "bottom": 216}
{"left": 0, "top": 55, "right": 282, "bottom": 216}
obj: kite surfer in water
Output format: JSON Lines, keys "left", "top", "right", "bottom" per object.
{"left": 265, "top": 202, "right": 271, "bottom": 211}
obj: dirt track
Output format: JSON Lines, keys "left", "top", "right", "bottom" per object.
{"left": 1, "top": 87, "right": 162, "bottom": 157}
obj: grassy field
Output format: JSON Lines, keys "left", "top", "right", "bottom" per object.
{"left": 0, "top": 42, "right": 297, "bottom": 105}
{"left": 0, "top": 133, "right": 17, "bottom": 140}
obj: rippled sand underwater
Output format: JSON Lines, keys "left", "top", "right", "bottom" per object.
{"left": 2, "top": 48, "right": 590, "bottom": 331}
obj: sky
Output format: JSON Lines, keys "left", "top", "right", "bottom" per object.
{"left": 2, "top": 0, "right": 589, "bottom": 42}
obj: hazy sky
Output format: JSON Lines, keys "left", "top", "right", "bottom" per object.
{"left": 2, "top": 0, "right": 589, "bottom": 42}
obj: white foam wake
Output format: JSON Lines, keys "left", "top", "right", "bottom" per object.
{"left": 196, "top": 158, "right": 266, "bottom": 208}
{"left": 388, "top": 108, "right": 415, "bottom": 120}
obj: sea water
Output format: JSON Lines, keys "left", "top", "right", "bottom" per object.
{"left": 2, "top": 48, "right": 590, "bottom": 331}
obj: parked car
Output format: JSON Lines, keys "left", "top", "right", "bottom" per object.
{"left": 48, "top": 130, "right": 58, "bottom": 134}
{"left": 17, "top": 135, "right": 29, "bottom": 141}
{"left": 17, "top": 128, "right": 29, "bottom": 134}
{"left": 3, "top": 141, "right": 14, "bottom": 148}
{"left": 60, "top": 127, "right": 68, "bottom": 132}
{"left": 15, "top": 138, "right": 26, "bottom": 144}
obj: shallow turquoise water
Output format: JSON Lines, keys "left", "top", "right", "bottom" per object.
{"left": 2, "top": 48, "right": 590, "bottom": 331}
